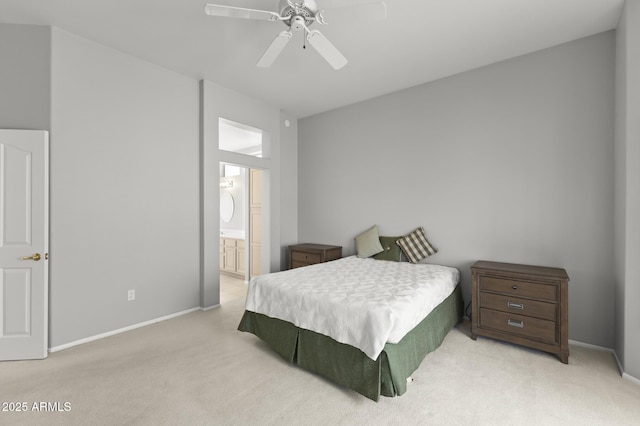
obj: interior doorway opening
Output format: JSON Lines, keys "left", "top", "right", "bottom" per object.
{"left": 219, "top": 163, "right": 263, "bottom": 303}
{"left": 216, "top": 116, "right": 269, "bottom": 306}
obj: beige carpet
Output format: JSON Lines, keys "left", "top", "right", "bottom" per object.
{"left": 2, "top": 280, "right": 639, "bottom": 426}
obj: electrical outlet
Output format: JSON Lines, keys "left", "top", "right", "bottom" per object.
{"left": 128, "top": 289, "right": 135, "bottom": 301}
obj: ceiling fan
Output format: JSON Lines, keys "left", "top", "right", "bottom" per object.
{"left": 204, "top": 0, "right": 387, "bottom": 70}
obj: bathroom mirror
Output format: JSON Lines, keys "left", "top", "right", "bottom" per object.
{"left": 220, "top": 192, "right": 234, "bottom": 223}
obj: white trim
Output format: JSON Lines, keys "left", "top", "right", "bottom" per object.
{"left": 612, "top": 349, "right": 625, "bottom": 375}
{"left": 49, "top": 307, "right": 200, "bottom": 353}
{"left": 623, "top": 372, "right": 640, "bottom": 386}
{"left": 569, "top": 340, "right": 640, "bottom": 386}
{"left": 200, "top": 304, "right": 221, "bottom": 312}
{"left": 569, "top": 339, "right": 613, "bottom": 352}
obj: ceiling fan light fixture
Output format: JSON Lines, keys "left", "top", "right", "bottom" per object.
{"left": 204, "top": 1, "right": 386, "bottom": 69}
{"left": 290, "top": 15, "right": 307, "bottom": 31}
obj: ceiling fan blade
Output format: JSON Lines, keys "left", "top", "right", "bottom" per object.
{"left": 257, "top": 31, "right": 293, "bottom": 68}
{"left": 319, "top": 1, "right": 387, "bottom": 25}
{"left": 307, "top": 30, "right": 348, "bottom": 70}
{"left": 204, "top": 4, "right": 279, "bottom": 21}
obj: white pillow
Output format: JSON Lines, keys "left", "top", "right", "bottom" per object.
{"left": 355, "top": 225, "right": 385, "bottom": 258}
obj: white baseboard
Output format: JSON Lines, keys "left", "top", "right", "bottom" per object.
{"left": 200, "top": 303, "right": 220, "bottom": 312}
{"left": 623, "top": 372, "right": 640, "bottom": 386}
{"left": 49, "top": 307, "right": 201, "bottom": 353}
{"left": 569, "top": 339, "right": 640, "bottom": 386}
{"left": 612, "top": 349, "right": 625, "bottom": 375}
{"left": 569, "top": 339, "right": 613, "bottom": 352}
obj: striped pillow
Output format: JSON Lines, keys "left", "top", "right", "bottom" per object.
{"left": 396, "top": 227, "right": 438, "bottom": 263}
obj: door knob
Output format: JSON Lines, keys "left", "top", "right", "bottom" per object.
{"left": 20, "top": 253, "right": 41, "bottom": 261}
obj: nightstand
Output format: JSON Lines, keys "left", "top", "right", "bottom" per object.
{"left": 288, "top": 244, "right": 342, "bottom": 269}
{"left": 470, "top": 260, "right": 570, "bottom": 363}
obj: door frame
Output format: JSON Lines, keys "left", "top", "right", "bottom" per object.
{"left": 200, "top": 127, "right": 271, "bottom": 308}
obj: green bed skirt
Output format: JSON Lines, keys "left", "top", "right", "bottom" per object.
{"left": 238, "top": 285, "right": 463, "bottom": 401}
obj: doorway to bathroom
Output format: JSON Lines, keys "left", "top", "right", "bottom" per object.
{"left": 219, "top": 164, "right": 263, "bottom": 303}
{"left": 217, "top": 117, "right": 266, "bottom": 304}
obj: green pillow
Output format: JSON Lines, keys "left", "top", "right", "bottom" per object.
{"left": 355, "top": 225, "right": 384, "bottom": 258}
{"left": 373, "top": 236, "right": 402, "bottom": 261}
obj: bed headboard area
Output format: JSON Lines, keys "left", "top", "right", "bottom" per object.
{"left": 354, "top": 225, "right": 438, "bottom": 264}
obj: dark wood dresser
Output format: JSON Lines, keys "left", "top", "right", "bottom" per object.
{"left": 470, "top": 260, "right": 570, "bottom": 363}
{"left": 288, "top": 244, "right": 342, "bottom": 269}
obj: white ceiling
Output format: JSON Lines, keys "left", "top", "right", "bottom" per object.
{"left": 0, "top": 0, "right": 624, "bottom": 118}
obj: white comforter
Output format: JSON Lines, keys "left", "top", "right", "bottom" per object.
{"left": 244, "top": 256, "right": 459, "bottom": 360}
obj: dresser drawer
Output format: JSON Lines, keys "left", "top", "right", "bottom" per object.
{"left": 291, "top": 251, "right": 321, "bottom": 264}
{"left": 480, "top": 276, "right": 557, "bottom": 301}
{"left": 480, "top": 308, "right": 557, "bottom": 344}
{"left": 480, "top": 293, "right": 556, "bottom": 321}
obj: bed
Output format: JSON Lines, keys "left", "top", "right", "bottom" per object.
{"left": 237, "top": 255, "right": 462, "bottom": 401}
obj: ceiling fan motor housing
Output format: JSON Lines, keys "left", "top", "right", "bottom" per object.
{"left": 278, "top": 0, "right": 317, "bottom": 28}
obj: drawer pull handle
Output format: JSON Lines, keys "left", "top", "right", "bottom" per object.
{"left": 507, "top": 319, "right": 524, "bottom": 328}
{"left": 512, "top": 285, "right": 518, "bottom": 290}
{"left": 507, "top": 302, "right": 524, "bottom": 310}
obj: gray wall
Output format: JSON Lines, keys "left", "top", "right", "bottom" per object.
{"left": 299, "top": 32, "right": 615, "bottom": 348}
{"left": 49, "top": 28, "right": 200, "bottom": 347}
{"left": 0, "top": 24, "right": 50, "bottom": 130}
{"left": 0, "top": 22, "right": 296, "bottom": 349}
{"left": 279, "top": 113, "right": 299, "bottom": 270}
{"left": 615, "top": 2, "right": 640, "bottom": 380}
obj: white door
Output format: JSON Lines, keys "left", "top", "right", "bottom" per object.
{"left": 0, "top": 129, "right": 49, "bottom": 360}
